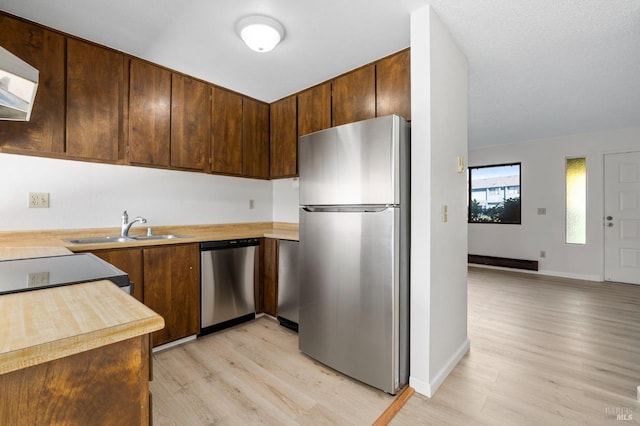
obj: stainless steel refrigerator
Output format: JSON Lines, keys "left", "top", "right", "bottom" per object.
{"left": 298, "top": 114, "right": 410, "bottom": 395}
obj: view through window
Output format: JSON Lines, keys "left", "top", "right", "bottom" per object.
{"left": 565, "top": 157, "right": 586, "bottom": 244}
{"left": 468, "top": 163, "right": 521, "bottom": 224}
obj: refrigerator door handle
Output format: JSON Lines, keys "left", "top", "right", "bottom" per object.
{"left": 302, "top": 205, "right": 396, "bottom": 213}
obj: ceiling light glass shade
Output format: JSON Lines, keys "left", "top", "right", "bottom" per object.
{"left": 237, "top": 16, "right": 285, "bottom": 53}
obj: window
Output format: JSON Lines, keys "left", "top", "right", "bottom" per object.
{"left": 468, "top": 163, "right": 521, "bottom": 224}
{"left": 566, "top": 157, "right": 586, "bottom": 244}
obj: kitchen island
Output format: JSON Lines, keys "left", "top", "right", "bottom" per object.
{"left": 0, "top": 246, "right": 164, "bottom": 425}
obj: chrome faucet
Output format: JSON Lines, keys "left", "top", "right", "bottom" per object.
{"left": 121, "top": 210, "right": 147, "bottom": 236}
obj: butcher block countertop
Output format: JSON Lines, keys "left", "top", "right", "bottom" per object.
{"left": 0, "top": 280, "right": 164, "bottom": 375}
{"left": 0, "top": 222, "right": 299, "bottom": 251}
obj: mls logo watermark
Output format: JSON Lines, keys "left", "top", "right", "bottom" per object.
{"left": 605, "top": 407, "right": 633, "bottom": 421}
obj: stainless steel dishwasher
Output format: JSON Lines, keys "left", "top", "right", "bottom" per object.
{"left": 277, "top": 239, "right": 299, "bottom": 332}
{"left": 200, "top": 238, "right": 259, "bottom": 335}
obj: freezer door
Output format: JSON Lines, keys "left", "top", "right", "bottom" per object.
{"left": 299, "top": 115, "right": 408, "bottom": 206}
{"left": 298, "top": 207, "right": 404, "bottom": 394}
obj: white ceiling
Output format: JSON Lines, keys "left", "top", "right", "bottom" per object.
{"left": 1, "top": 0, "right": 639, "bottom": 148}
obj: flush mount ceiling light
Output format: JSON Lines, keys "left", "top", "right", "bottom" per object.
{"left": 237, "top": 15, "right": 285, "bottom": 53}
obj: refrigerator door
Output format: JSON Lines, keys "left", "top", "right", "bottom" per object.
{"left": 299, "top": 115, "right": 408, "bottom": 206}
{"left": 299, "top": 207, "right": 404, "bottom": 394}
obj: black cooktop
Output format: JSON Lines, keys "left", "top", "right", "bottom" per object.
{"left": 0, "top": 253, "right": 130, "bottom": 295}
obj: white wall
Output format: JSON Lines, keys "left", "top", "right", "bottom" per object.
{"left": 410, "top": 5, "right": 469, "bottom": 397}
{"left": 0, "top": 153, "right": 272, "bottom": 231}
{"left": 469, "top": 126, "right": 640, "bottom": 281}
{"left": 272, "top": 177, "right": 299, "bottom": 223}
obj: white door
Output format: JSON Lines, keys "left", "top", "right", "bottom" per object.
{"left": 604, "top": 151, "right": 640, "bottom": 284}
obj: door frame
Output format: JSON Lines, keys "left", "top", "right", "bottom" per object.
{"left": 602, "top": 149, "right": 640, "bottom": 283}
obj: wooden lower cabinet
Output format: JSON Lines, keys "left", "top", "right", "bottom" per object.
{"left": 262, "top": 238, "right": 279, "bottom": 317}
{"left": 0, "top": 335, "right": 151, "bottom": 425}
{"left": 93, "top": 247, "right": 144, "bottom": 302}
{"left": 90, "top": 243, "right": 200, "bottom": 347}
{"left": 143, "top": 244, "right": 200, "bottom": 346}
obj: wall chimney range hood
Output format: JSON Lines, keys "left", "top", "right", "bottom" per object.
{"left": 0, "top": 46, "right": 39, "bottom": 121}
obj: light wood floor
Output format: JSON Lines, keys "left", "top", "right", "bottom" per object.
{"left": 151, "top": 267, "right": 640, "bottom": 425}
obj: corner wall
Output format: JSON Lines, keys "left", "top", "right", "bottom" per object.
{"left": 469, "top": 126, "right": 640, "bottom": 281}
{"left": 410, "top": 5, "right": 469, "bottom": 397}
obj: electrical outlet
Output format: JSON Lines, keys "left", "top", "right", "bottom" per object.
{"left": 540, "top": 250, "right": 546, "bottom": 258}
{"left": 249, "top": 199, "right": 255, "bottom": 209}
{"left": 28, "top": 192, "right": 50, "bottom": 208}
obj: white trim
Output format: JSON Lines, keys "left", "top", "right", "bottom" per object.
{"left": 469, "top": 263, "right": 601, "bottom": 282}
{"left": 410, "top": 338, "right": 470, "bottom": 398}
{"left": 152, "top": 335, "right": 197, "bottom": 353}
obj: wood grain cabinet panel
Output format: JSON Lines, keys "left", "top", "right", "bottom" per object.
{"left": 171, "top": 74, "right": 210, "bottom": 171}
{"left": 66, "top": 39, "right": 124, "bottom": 162}
{"left": 332, "top": 64, "right": 375, "bottom": 127}
{"left": 376, "top": 49, "right": 411, "bottom": 121}
{"left": 128, "top": 59, "right": 171, "bottom": 167}
{"left": 262, "top": 238, "right": 279, "bottom": 317}
{"left": 0, "top": 336, "right": 150, "bottom": 425}
{"left": 211, "top": 87, "right": 243, "bottom": 176}
{"left": 243, "top": 97, "right": 270, "bottom": 179}
{"left": 0, "top": 14, "right": 65, "bottom": 154}
{"left": 143, "top": 244, "right": 200, "bottom": 347}
{"left": 92, "top": 248, "right": 144, "bottom": 303}
{"left": 297, "top": 82, "right": 331, "bottom": 137}
{"left": 270, "top": 95, "right": 297, "bottom": 178}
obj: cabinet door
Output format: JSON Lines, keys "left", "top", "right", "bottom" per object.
{"left": 171, "top": 74, "right": 210, "bottom": 171}
{"left": 332, "top": 64, "right": 375, "bottom": 127}
{"left": 243, "top": 97, "right": 270, "bottom": 179}
{"left": 262, "top": 238, "right": 279, "bottom": 317}
{"left": 211, "top": 87, "right": 243, "bottom": 175}
{"left": 128, "top": 59, "right": 171, "bottom": 167}
{"left": 66, "top": 39, "right": 123, "bottom": 161}
{"left": 376, "top": 49, "right": 411, "bottom": 121}
{"left": 0, "top": 15, "right": 65, "bottom": 154}
{"left": 143, "top": 244, "right": 200, "bottom": 346}
{"left": 297, "top": 82, "right": 331, "bottom": 137}
{"left": 270, "top": 95, "right": 297, "bottom": 178}
{"left": 92, "top": 248, "right": 144, "bottom": 303}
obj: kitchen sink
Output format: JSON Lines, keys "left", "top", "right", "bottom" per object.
{"left": 69, "top": 236, "right": 135, "bottom": 244}
{"left": 69, "top": 234, "right": 188, "bottom": 244}
{"left": 130, "top": 234, "right": 188, "bottom": 241}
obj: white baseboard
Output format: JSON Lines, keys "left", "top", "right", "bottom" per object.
{"left": 470, "top": 263, "right": 601, "bottom": 282}
{"left": 152, "top": 335, "right": 197, "bottom": 353}
{"left": 409, "top": 337, "right": 471, "bottom": 398}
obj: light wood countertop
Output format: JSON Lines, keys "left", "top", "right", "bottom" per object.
{"left": 0, "top": 222, "right": 299, "bottom": 252}
{"left": 0, "top": 280, "right": 164, "bottom": 375}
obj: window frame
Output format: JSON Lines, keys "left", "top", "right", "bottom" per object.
{"left": 468, "top": 162, "right": 522, "bottom": 225}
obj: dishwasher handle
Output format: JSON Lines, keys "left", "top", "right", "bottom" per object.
{"left": 200, "top": 238, "right": 260, "bottom": 251}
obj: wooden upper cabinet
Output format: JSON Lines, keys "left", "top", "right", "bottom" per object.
{"left": 297, "top": 82, "right": 331, "bottom": 137}
{"left": 332, "top": 64, "right": 375, "bottom": 127}
{"left": 171, "top": 74, "right": 210, "bottom": 171}
{"left": 270, "top": 95, "right": 297, "bottom": 178}
{"left": 376, "top": 49, "right": 411, "bottom": 121}
{"left": 128, "top": 59, "right": 171, "bottom": 167}
{"left": 211, "top": 87, "right": 243, "bottom": 176}
{"left": 243, "top": 97, "right": 270, "bottom": 179}
{"left": 66, "top": 39, "right": 124, "bottom": 162}
{"left": 0, "top": 14, "right": 65, "bottom": 153}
